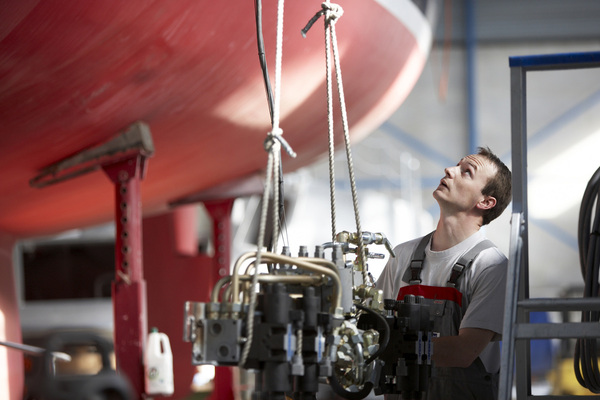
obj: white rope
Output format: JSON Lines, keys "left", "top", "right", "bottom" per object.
{"left": 240, "top": 146, "right": 277, "bottom": 367}
{"left": 328, "top": 11, "right": 368, "bottom": 279}
{"left": 272, "top": 141, "right": 281, "bottom": 252}
{"left": 271, "top": 0, "right": 285, "bottom": 131}
{"left": 324, "top": 8, "right": 337, "bottom": 242}
{"left": 241, "top": 0, "right": 287, "bottom": 368}
{"left": 304, "top": 2, "right": 367, "bottom": 274}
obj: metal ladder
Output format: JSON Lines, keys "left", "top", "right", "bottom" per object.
{"left": 499, "top": 51, "right": 600, "bottom": 400}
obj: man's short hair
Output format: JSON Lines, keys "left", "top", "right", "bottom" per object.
{"left": 478, "top": 146, "right": 512, "bottom": 225}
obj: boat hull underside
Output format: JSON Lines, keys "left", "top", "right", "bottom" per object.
{"left": 0, "top": 0, "right": 428, "bottom": 238}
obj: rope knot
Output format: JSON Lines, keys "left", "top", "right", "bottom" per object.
{"left": 301, "top": 2, "right": 344, "bottom": 37}
{"left": 264, "top": 127, "right": 297, "bottom": 158}
{"left": 322, "top": 2, "right": 344, "bottom": 23}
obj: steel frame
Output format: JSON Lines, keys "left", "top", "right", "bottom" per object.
{"left": 499, "top": 51, "right": 600, "bottom": 400}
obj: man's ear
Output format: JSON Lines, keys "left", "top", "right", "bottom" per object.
{"left": 477, "top": 195, "right": 497, "bottom": 211}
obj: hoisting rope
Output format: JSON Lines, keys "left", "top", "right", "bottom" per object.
{"left": 242, "top": 0, "right": 295, "bottom": 368}
{"left": 242, "top": 0, "right": 372, "bottom": 367}
{"left": 303, "top": 2, "right": 368, "bottom": 279}
{"left": 574, "top": 165, "right": 600, "bottom": 393}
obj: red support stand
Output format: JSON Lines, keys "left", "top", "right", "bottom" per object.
{"left": 103, "top": 154, "right": 150, "bottom": 399}
{"left": 203, "top": 199, "right": 235, "bottom": 278}
{"left": 143, "top": 198, "right": 237, "bottom": 399}
{"left": 203, "top": 199, "right": 236, "bottom": 400}
{"left": 98, "top": 146, "right": 237, "bottom": 400}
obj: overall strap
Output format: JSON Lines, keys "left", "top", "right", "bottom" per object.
{"left": 446, "top": 239, "right": 494, "bottom": 288}
{"left": 402, "top": 232, "right": 434, "bottom": 284}
{"left": 402, "top": 233, "right": 494, "bottom": 287}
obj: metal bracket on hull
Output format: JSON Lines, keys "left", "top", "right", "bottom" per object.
{"left": 29, "top": 121, "right": 154, "bottom": 188}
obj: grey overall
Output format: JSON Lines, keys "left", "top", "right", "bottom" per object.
{"left": 397, "top": 232, "right": 499, "bottom": 400}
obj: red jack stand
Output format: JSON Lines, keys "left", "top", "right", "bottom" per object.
{"left": 30, "top": 121, "right": 154, "bottom": 398}
{"left": 103, "top": 153, "right": 150, "bottom": 399}
{"left": 203, "top": 199, "right": 235, "bottom": 278}
{"left": 203, "top": 199, "right": 236, "bottom": 400}
{"left": 143, "top": 198, "right": 237, "bottom": 399}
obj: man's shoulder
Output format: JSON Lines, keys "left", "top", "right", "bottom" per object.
{"left": 465, "top": 230, "right": 507, "bottom": 261}
{"left": 476, "top": 241, "right": 507, "bottom": 260}
{"left": 472, "top": 244, "right": 508, "bottom": 274}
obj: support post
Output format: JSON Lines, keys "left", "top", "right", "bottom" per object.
{"left": 103, "top": 154, "right": 150, "bottom": 399}
{"left": 203, "top": 198, "right": 236, "bottom": 400}
{"left": 204, "top": 198, "right": 235, "bottom": 278}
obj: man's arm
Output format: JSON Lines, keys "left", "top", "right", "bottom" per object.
{"left": 431, "top": 327, "right": 495, "bottom": 368}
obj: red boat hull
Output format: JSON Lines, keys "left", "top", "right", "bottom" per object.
{"left": 1, "top": 1, "right": 433, "bottom": 398}
{"left": 0, "top": 0, "right": 429, "bottom": 238}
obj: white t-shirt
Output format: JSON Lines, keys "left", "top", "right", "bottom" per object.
{"left": 375, "top": 230, "right": 508, "bottom": 373}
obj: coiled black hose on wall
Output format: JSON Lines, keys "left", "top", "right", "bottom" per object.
{"left": 574, "top": 165, "right": 600, "bottom": 392}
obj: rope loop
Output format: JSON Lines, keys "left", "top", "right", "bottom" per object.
{"left": 264, "top": 127, "right": 297, "bottom": 158}
{"left": 301, "top": 2, "right": 343, "bottom": 37}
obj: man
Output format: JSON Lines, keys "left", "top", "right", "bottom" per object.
{"left": 376, "top": 146, "right": 512, "bottom": 400}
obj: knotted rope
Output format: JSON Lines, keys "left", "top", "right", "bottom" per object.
{"left": 303, "top": 2, "right": 368, "bottom": 278}
{"left": 241, "top": 0, "right": 296, "bottom": 368}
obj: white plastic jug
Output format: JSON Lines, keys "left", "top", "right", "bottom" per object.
{"left": 145, "top": 328, "right": 174, "bottom": 396}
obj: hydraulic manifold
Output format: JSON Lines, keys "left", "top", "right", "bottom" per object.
{"left": 183, "top": 232, "right": 434, "bottom": 399}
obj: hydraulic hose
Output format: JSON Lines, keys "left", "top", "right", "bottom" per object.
{"left": 574, "top": 165, "right": 600, "bottom": 393}
{"left": 329, "top": 371, "right": 374, "bottom": 400}
{"left": 355, "top": 304, "right": 390, "bottom": 365}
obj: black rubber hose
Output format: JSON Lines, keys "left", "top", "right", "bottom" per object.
{"left": 355, "top": 304, "right": 390, "bottom": 365}
{"left": 574, "top": 174, "right": 600, "bottom": 393}
{"left": 254, "top": 0, "right": 275, "bottom": 125}
{"left": 574, "top": 165, "right": 600, "bottom": 393}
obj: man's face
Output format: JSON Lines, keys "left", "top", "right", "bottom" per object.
{"left": 433, "top": 154, "right": 497, "bottom": 213}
